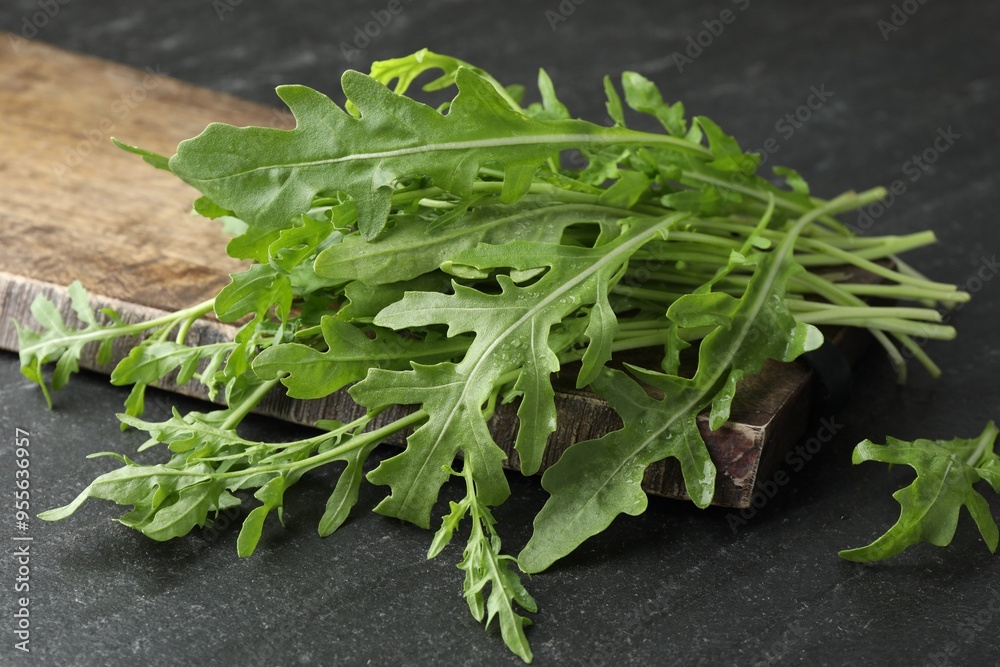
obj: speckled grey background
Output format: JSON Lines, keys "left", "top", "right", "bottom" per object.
{"left": 1, "top": 1, "right": 999, "bottom": 665}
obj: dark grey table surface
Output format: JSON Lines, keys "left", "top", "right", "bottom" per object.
{"left": 2, "top": 1, "right": 999, "bottom": 665}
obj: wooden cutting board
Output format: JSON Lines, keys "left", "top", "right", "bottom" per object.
{"left": 0, "top": 34, "right": 863, "bottom": 509}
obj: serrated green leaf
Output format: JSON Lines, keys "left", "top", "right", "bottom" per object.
{"left": 352, "top": 215, "right": 681, "bottom": 527}
{"left": 111, "top": 341, "right": 232, "bottom": 387}
{"left": 315, "top": 201, "right": 621, "bottom": 286}
{"left": 840, "top": 422, "right": 1000, "bottom": 562}
{"left": 621, "top": 71, "right": 686, "bottom": 137}
{"left": 253, "top": 316, "right": 467, "bottom": 399}
{"left": 519, "top": 212, "right": 823, "bottom": 573}
{"left": 169, "top": 64, "right": 707, "bottom": 240}
{"left": 38, "top": 462, "right": 220, "bottom": 540}
{"left": 16, "top": 283, "right": 122, "bottom": 401}
{"left": 214, "top": 264, "right": 292, "bottom": 323}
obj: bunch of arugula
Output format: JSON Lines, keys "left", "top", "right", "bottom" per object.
{"left": 17, "top": 50, "right": 995, "bottom": 662}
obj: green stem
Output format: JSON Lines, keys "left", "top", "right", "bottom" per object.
{"left": 221, "top": 378, "right": 281, "bottom": 431}
{"left": 19, "top": 298, "right": 216, "bottom": 358}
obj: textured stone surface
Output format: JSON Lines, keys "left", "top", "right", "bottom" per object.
{"left": 1, "top": 1, "right": 998, "bottom": 665}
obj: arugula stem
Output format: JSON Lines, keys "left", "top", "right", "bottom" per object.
{"left": 784, "top": 303, "right": 944, "bottom": 323}
{"left": 220, "top": 378, "right": 282, "bottom": 431}
{"left": 965, "top": 422, "right": 1000, "bottom": 466}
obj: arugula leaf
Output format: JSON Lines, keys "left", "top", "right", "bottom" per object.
{"left": 428, "top": 463, "right": 536, "bottom": 663}
{"left": 38, "top": 457, "right": 229, "bottom": 541}
{"left": 111, "top": 341, "right": 234, "bottom": 387}
{"left": 621, "top": 71, "right": 687, "bottom": 137}
{"left": 518, "top": 202, "right": 830, "bottom": 574}
{"left": 840, "top": 422, "right": 1000, "bottom": 562}
{"left": 352, "top": 215, "right": 682, "bottom": 527}
{"left": 168, "top": 66, "right": 709, "bottom": 240}
{"left": 315, "top": 201, "right": 620, "bottom": 285}
{"left": 252, "top": 316, "right": 468, "bottom": 399}
{"left": 14, "top": 282, "right": 119, "bottom": 406}
{"left": 214, "top": 264, "right": 293, "bottom": 324}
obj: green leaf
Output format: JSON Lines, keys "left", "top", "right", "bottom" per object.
{"left": 238, "top": 474, "right": 295, "bottom": 557}
{"left": 840, "top": 422, "right": 1000, "bottom": 562}
{"left": 318, "top": 439, "right": 381, "bottom": 537}
{"left": 112, "top": 137, "right": 171, "bottom": 171}
{"left": 773, "top": 166, "right": 810, "bottom": 196}
{"left": 519, "top": 217, "right": 823, "bottom": 573}
{"left": 267, "top": 214, "right": 338, "bottom": 273}
{"left": 428, "top": 464, "right": 536, "bottom": 663}
{"left": 525, "top": 68, "right": 570, "bottom": 120}
{"left": 192, "top": 196, "right": 233, "bottom": 219}
{"left": 252, "top": 316, "right": 467, "bottom": 399}
{"left": 621, "top": 72, "right": 686, "bottom": 137}
{"left": 577, "top": 275, "right": 617, "bottom": 388}
{"left": 111, "top": 341, "right": 233, "bottom": 387}
{"left": 38, "top": 462, "right": 224, "bottom": 541}
{"left": 598, "top": 170, "right": 651, "bottom": 209}
{"left": 364, "top": 48, "right": 477, "bottom": 98}
{"left": 214, "top": 264, "right": 292, "bottom": 324}
{"left": 352, "top": 216, "right": 681, "bottom": 528}
{"left": 15, "top": 282, "right": 122, "bottom": 403}
{"left": 315, "top": 201, "right": 615, "bottom": 285}
{"left": 168, "top": 66, "right": 708, "bottom": 240}
{"left": 603, "top": 75, "right": 625, "bottom": 127}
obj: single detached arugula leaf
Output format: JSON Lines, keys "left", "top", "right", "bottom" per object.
{"left": 168, "top": 64, "right": 708, "bottom": 240}
{"left": 840, "top": 422, "right": 1000, "bottom": 562}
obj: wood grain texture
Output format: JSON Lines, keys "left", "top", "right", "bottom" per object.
{"left": 0, "top": 35, "right": 863, "bottom": 509}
